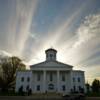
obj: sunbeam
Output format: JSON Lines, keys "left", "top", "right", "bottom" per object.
{"left": 0, "top": 0, "right": 100, "bottom": 83}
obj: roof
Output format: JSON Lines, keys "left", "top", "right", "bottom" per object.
{"left": 30, "top": 60, "right": 73, "bottom": 69}
{"left": 73, "top": 70, "right": 85, "bottom": 72}
{"left": 45, "top": 48, "right": 57, "bottom": 53}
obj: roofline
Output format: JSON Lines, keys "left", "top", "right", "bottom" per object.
{"left": 73, "top": 70, "right": 85, "bottom": 72}
{"left": 16, "top": 70, "right": 32, "bottom": 72}
{"left": 56, "top": 61, "right": 73, "bottom": 68}
{"left": 30, "top": 61, "right": 45, "bottom": 67}
{"left": 45, "top": 48, "right": 57, "bottom": 53}
{"left": 30, "top": 60, "right": 73, "bottom": 68}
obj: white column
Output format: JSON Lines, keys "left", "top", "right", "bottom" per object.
{"left": 57, "top": 70, "right": 60, "bottom": 92}
{"left": 70, "top": 71, "right": 73, "bottom": 92}
{"left": 32, "top": 71, "right": 34, "bottom": 93}
{"left": 43, "top": 70, "right": 46, "bottom": 93}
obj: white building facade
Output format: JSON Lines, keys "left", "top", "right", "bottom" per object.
{"left": 15, "top": 48, "right": 85, "bottom": 94}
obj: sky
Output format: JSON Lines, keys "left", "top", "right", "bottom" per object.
{"left": 0, "top": 0, "right": 100, "bottom": 83}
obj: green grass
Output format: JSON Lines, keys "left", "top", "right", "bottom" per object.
{"left": 0, "top": 91, "right": 62, "bottom": 97}
{"left": 86, "top": 92, "right": 100, "bottom": 97}
{"left": 0, "top": 90, "right": 26, "bottom": 96}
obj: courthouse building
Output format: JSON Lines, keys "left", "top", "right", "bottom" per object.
{"left": 15, "top": 48, "right": 85, "bottom": 93}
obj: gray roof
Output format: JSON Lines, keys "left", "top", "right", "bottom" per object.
{"left": 45, "top": 48, "right": 57, "bottom": 53}
{"left": 30, "top": 60, "right": 73, "bottom": 69}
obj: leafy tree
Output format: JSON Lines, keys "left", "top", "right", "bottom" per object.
{"left": 92, "top": 79, "right": 100, "bottom": 93}
{"left": 85, "top": 82, "right": 91, "bottom": 93}
{"left": 0, "top": 56, "right": 26, "bottom": 92}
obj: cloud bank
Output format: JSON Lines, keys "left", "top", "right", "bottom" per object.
{"left": 0, "top": 0, "right": 100, "bottom": 83}
{"left": 74, "top": 14, "right": 100, "bottom": 48}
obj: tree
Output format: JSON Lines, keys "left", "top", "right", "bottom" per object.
{"left": 0, "top": 56, "right": 26, "bottom": 92}
{"left": 85, "top": 82, "right": 91, "bottom": 93}
{"left": 92, "top": 79, "right": 100, "bottom": 93}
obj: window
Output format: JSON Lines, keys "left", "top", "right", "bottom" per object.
{"left": 37, "top": 85, "right": 40, "bottom": 91}
{"left": 78, "top": 86, "right": 81, "bottom": 91}
{"left": 62, "top": 85, "right": 66, "bottom": 91}
{"left": 73, "top": 77, "right": 75, "bottom": 82}
{"left": 27, "top": 77, "right": 30, "bottom": 82}
{"left": 37, "top": 74, "right": 41, "bottom": 81}
{"left": 21, "top": 77, "right": 24, "bottom": 82}
{"left": 48, "top": 84, "right": 54, "bottom": 90}
{"left": 78, "top": 77, "right": 80, "bottom": 82}
{"left": 73, "top": 86, "right": 76, "bottom": 92}
{"left": 62, "top": 74, "right": 65, "bottom": 81}
{"left": 50, "top": 73, "right": 53, "bottom": 81}
{"left": 78, "top": 86, "right": 84, "bottom": 93}
{"left": 26, "top": 85, "right": 29, "bottom": 91}
{"left": 19, "top": 85, "right": 23, "bottom": 92}
{"left": 50, "top": 54, "right": 53, "bottom": 60}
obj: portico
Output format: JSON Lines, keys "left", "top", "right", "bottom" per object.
{"left": 31, "top": 69, "right": 72, "bottom": 93}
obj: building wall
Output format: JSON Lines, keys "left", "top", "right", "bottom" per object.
{"left": 59, "top": 71, "right": 71, "bottom": 93}
{"left": 15, "top": 71, "right": 33, "bottom": 92}
{"left": 32, "top": 71, "right": 44, "bottom": 93}
{"left": 15, "top": 70, "right": 85, "bottom": 93}
{"left": 71, "top": 71, "right": 85, "bottom": 93}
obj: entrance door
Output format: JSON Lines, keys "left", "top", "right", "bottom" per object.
{"left": 48, "top": 84, "right": 55, "bottom": 92}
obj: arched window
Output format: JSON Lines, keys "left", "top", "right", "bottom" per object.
{"left": 18, "top": 85, "right": 23, "bottom": 92}
{"left": 73, "top": 77, "right": 75, "bottom": 82}
{"left": 48, "top": 84, "right": 54, "bottom": 90}
{"left": 37, "top": 85, "right": 40, "bottom": 91}
{"left": 78, "top": 86, "right": 81, "bottom": 91}
{"left": 73, "top": 86, "right": 76, "bottom": 92}
{"left": 62, "top": 85, "right": 66, "bottom": 91}
{"left": 50, "top": 54, "right": 53, "bottom": 60}
{"left": 78, "top": 77, "right": 80, "bottom": 82}
{"left": 27, "top": 77, "right": 30, "bottom": 82}
{"left": 21, "top": 77, "right": 24, "bottom": 82}
{"left": 26, "top": 85, "right": 29, "bottom": 91}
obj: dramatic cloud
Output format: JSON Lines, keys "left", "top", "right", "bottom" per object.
{"left": 0, "top": 0, "right": 100, "bottom": 83}
{"left": 0, "top": 0, "right": 38, "bottom": 56}
{"left": 68, "top": 13, "right": 100, "bottom": 82}
{"left": 73, "top": 14, "right": 100, "bottom": 48}
{"left": 27, "top": 1, "right": 91, "bottom": 64}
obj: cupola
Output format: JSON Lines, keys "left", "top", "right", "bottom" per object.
{"left": 45, "top": 48, "right": 57, "bottom": 61}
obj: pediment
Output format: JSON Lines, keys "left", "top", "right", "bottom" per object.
{"left": 30, "top": 61, "right": 73, "bottom": 69}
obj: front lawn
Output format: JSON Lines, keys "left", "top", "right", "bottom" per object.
{"left": 86, "top": 92, "right": 100, "bottom": 97}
